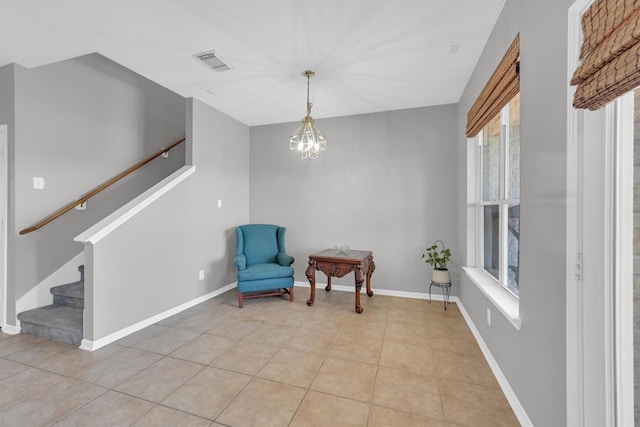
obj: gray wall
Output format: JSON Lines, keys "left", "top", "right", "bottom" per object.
{"left": 85, "top": 100, "right": 249, "bottom": 340}
{"left": 250, "top": 105, "right": 458, "bottom": 295}
{"left": 86, "top": 98, "right": 249, "bottom": 341}
{"left": 456, "top": 0, "right": 571, "bottom": 424}
{"left": 4, "top": 54, "right": 186, "bottom": 323}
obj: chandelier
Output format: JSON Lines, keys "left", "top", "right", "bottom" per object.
{"left": 289, "top": 70, "right": 327, "bottom": 160}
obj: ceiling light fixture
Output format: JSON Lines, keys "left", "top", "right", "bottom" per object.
{"left": 289, "top": 70, "right": 326, "bottom": 160}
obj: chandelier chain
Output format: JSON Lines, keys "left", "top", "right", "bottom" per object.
{"left": 306, "top": 72, "right": 313, "bottom": 116}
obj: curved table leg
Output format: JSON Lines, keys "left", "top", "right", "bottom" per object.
{"left": 306, "top": 259, "right": 316, "bottom": 306}
{"left": 366, "top": 256, "right": 375, "bottom": 297}
{"left": 354, "top": 264, "right": 364, "bottom": 313}
{"left": 325, "top": 275, "right": 332, "bottom": 292}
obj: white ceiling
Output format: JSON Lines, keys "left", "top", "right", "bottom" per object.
{"left": 0, "top": 0, "right": 505, "bottom": 126}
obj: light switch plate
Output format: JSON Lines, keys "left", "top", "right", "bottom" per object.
{"left": 33, "top": 177, "right": 45, "bottom": 189}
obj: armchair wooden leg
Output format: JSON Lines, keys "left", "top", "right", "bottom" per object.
{"left": 238, "top": 293, "right": 244, "bottom": 308}
{"left": 289, "top": 287, "right": 294, "bottom": 302}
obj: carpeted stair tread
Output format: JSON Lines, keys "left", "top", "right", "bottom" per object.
{"left": 17, "top": 305, "right": 83, "bottom": 333}
{"left": 50, "top": 281, "right": 84, "bottom": 299}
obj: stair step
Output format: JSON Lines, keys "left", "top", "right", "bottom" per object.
{"left": 17, "top": 305, "right": 83, "bottom": 346}
{"left": 50, "top": 281, "right": 84, "bottom": 309}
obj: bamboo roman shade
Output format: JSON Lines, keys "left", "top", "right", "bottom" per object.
{"left": 466, "top": 34, "right": 520, "bottom": 138}
{"left": 571, "top": 0, "right": 640, "bottom": 110}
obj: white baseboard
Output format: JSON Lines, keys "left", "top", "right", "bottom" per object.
{"left": 80, "top": 282, "right": 237, "bottom": 351}
{"left": 293, "top": 280, "right": 452, "bottom": 301}
{"left": 456, "top": 299, "right": 533, "bottom": 427}
{"left": 1, "top": 323, "right": 20, "bottom": 335}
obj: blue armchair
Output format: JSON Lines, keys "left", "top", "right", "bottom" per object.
{"left": 233, "top": 224, "right": 295, "bottom": 308}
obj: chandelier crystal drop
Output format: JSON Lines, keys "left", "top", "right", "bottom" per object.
{"left": 289, "top": 70, "right": 327, "bottom": 160}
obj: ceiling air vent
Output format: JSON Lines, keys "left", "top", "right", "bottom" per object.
{"left": 194, "top": 50, "right": 232, "bottom": 72}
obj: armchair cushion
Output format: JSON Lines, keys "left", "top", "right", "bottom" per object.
{"left": 237, "top": 263, "right": 294, "bottom": 281}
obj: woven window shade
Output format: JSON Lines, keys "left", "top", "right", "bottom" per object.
{"left": 466, "top": 34, "right": 520, "bottom": 138}
{"left": 571, "top": 0, "right": 640, "bottom": 110}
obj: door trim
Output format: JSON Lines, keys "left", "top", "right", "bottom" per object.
{"left": 0, "top": 125, "right": 7, "bottom": 331}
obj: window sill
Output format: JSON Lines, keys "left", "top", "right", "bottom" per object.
{"left": 463, "top": 267, "right": 522, "bottom": 330}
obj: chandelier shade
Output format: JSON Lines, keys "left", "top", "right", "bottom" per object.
{"left": 290, "top": 70, "right": 326, "bottom": 160}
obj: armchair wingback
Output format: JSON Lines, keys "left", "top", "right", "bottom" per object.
{"left": 234, "top": 224, "right": 295, "bottom": 308}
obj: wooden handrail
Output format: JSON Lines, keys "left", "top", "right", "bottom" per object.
{"left": 20, "top": 138, "right": 186, "bottom": 235}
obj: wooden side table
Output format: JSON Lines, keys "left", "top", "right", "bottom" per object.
{"left": 305, "top": 249, "right": 375, "bottom": 313}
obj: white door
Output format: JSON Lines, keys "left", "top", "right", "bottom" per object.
{"left": 0, "top": 125, "right": 6, "bottom": 331}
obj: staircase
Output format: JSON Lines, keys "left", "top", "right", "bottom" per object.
{"left": 17, "top": 265, "right": 84, "bottom": 346}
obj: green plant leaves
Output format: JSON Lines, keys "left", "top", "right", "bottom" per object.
{"left": 422, "top": 243, "right": 451, "bottom": 270}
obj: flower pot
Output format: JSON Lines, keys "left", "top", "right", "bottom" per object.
{"left": 431, "top": 268, "right": 450, "bottom": 284}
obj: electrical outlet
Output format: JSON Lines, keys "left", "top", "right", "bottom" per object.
{"left": 217, "top": 199, "right": 222, "bottom": 208}
{"left": 199, "top": 270, "right": 205, "bottom": 280}
{"left": 487, "top": 308, "right": 492, "bottom": 326}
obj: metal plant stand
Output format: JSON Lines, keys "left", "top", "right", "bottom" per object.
{"left": 428, "top": 280, "right": 451, "bottom": 310}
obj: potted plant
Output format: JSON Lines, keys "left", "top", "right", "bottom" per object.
{"left": 422, "top": 240, "right": 451, "bottom": 283}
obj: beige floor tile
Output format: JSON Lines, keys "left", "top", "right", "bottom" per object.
{"left": 133, "top": 405, "right": 212, "bottom": 427}
{"left": 433, "top": 348, "right": 499, "bottom": 387}
{"left": 162, "top": 366, "right": 251, "bottom": 420}
{"left": 0, "top": 334, "right": 51, "bottom": 357}
{"left": 217, "top": 378, "right": 306, "bottom": 427}
{"left": 0, "top": 377, "right": 105, "bottom": 427}
{"left": 388, "top": 296, "right": 430, "bottom": 311}
{"left": 0, "top": 289, "right": 517, "bottom": 426}
{"left": 210, "top": 340, "right": 279, "bottom": 375}
{"left": 35, "top": 344, "right": 125, "bottom": 376}
{"left": 206, "top": 318, "right": 265, "bottom": 340}
{"left": 428, "top": 323, "right": 481, "bottom": 354}
{"left": 268, "top": 307, "right": 310, "bottom": 327}
{"left": 384, "top": 321, "right": 431, "bottom": 347}
{"left": 170, "top": 334, "right": 237, "bottom": 365}
{"left": 55, "top": 390, "right": 154, "bottom": 426}
{"left": 338, "top": 319, "right": 386, "bottom": 342}
{"left": 284, "top": 325, "right": 337, "bottom": 355}
{"left": 159, "top": 311, "right": 221, "bottom": 333}
{"left": 290, "top": 391, "right": 370, "bottom": 427}
{"left": 387, "top": 307, "right": 429, "bottom": 323}
{"left": 0, "top": 357, "right": 29, "bottom": 381}
{"left": 258, "top": 347, "right": 324, "bottom": 388}
{"left": 368, "top": 405, "right": 446, "bottom": 427}
{"left": 329, "top": 334, "right": 382, "bottom": 365}
{"left": 372, "top": 366, "right": 444, "bottom": 420}
{"left": 116, "top": 324, "right": 167, "bottom": 346}
{"left": 115, "top": 357, "right": 204, "bottom": 402}
{"left": 73, "top": 347, "right": 163, "bottom": 388}
{"left": 379, "top": 340, "right": 435, "bottom": 375}
{"left": 0, "top": 368, "right": 64, "bottom": 410}
{"left": 242, "top": 323, "right": 298, "bottom": 346}
{"left": 301, "top": 310, "right": 350, "bottom": 333}
{"left": 5, "top": 338, "right": 75, "bottom": 366}
{"left": 439, "top": 379, "right": 519, "bottom": 427}
{"left": 121, "top": 326, "right": 201, "bottom": 355}
{"left": 311, "top": 357, "right": 377, "bottom": 402}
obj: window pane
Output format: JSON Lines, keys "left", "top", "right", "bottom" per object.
{"left": 508, "top": 93, "right": 521, "bottom": 200}
{"left": 483, "top": 205, "right": 499, "bottom": 280}
{"left": 507, "top": 203, "right": 520, "bottom": 295}
{"left": 482, "top": 115, "right": 501, "bottom": 202}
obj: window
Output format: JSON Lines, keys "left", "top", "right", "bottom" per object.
{"left": 479, "top": 93, "right": 520, "bottom": 296}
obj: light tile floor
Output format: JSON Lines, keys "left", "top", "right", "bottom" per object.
{"left": 0, "top": 288, "right": 519, "bottom": 426}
